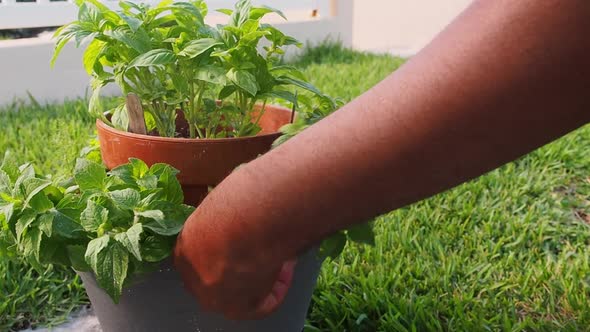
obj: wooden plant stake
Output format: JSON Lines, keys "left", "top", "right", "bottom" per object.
{"left": 126, "top": 93, "right": 147, "bottom": 135}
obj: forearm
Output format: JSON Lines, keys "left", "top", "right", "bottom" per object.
{"left": 197, "top": 0, "right": 590, "bottom": 258}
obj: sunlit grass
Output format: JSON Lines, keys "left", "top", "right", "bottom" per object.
{"left": 1, "top": 44, "right": 589, "bottom": 331}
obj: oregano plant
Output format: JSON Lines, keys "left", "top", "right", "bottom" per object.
{"left": 0, "top": 151, "right": 193, "bottom": 302}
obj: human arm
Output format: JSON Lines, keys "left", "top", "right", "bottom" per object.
{"left": 174, "top": 0, "right": 590, "bottom": 319}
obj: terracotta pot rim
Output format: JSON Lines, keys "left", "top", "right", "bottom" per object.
{"left": 97, "top": 104, "right": 290, "bottom": 144}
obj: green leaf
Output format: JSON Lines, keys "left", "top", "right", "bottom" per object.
{"left": 29, "top": 192, "right": 54, "bottom": 213}
{"left": 12, "top": 164, "right": 35, "bottom": 198}
{"left": 0, "top": 203, "right": 14, "bottom": 226}
{"left": 0, "top": 204, "right": 17, "bottom": 259}
{"left": 144, "top": 111, "right": 157, "bottom": 132}
{"left": 120, "top": 14, "right": 142, "bottom": 32}
{"left": 114, "top": 223, "right": 143, "bottom": 261}
{"left": 276, "top": 76, "right": 324, "bottom": 96}
{"left": 0, "top": 226, "right": 17, "bottom": 259}
{"left": 38, "top": 213, "right": 54, "bottom": 237}
{"left": 109, "top": 163, "right": 135, "bottom": 185}
{"left": 270, "top": 65, "right": 307, "bottom": 81}
{"left": 50, "top": 208, "right": 86, "bottom": 239}
{"left": 111, "top": 104, "right": 129, "bottom": 131}
{"left": 141, "top": 235, "right": 174, "bottom": 262}
{"left": 50, "top": 23, "right": 78, "bottom": 68}
{"left": 137, "top": 209, "right": 182, "bottom": 236}
{"left": 218, "top": 85, "right": 236, "bottom": 100}
{"left": 85, "top": 236, "right": 129, "bottom": 303}
{"left": 81, "top": 200, "right": 109, "bottom": 233}
{"left": 135, "top": 210, "right": 164, "bottom": 221}
{"left": 21, "top": 228, "right": 42, "bottom": 270}
{"left": 85, "top": 235, "right": 110, "bottom": 264}
{"left": 128, "top": 49, "right": 176, "bottom": 68}
{"left": 169, "top": 2, "right": 204, "bottom": 25}
{"left": 230, "top": 0, "right": 252, "bottom": 28}
{"left": 194, "top": 65, "right": 227, "bottom": 85}
{"left": 137, "top": 175, "right": 158, "bottom": 190}
{"left": 227, "top": 69, "right": 259, "bottom": 96}
{"left": 108, "top": 189, "right": 141, "bottom": 211}
{"left": 74, "top": 158, "right": 107, "bottom": 191}
{"left": 83, "top": 39, "right": 106, "bottom": 75}
{"left": 88, "top": 78, "right": 105, "bottom": 117}
{"left": 241, "top": 19, "right": 260, "bottom": 34}
{"left": 141, "top": 202, "right": 193, "bottom": 236}
{"left": 250, "top": 6, "right": 287, "bottom": 20}
{"left": 119, "top": 0, "right": 143, "bottom": 12}
{"left": 16, "top": 210, "right": 37, "bottom": 242}
{"left": 170, "top": 72, "right": 189, "bottom": 95}
{"left": 259, "top": 90, "right": 298, "bottom": 105}
{"left": 38, "top": 238, "right": 70, "bottom": 266}
{"left": 242, "top": 31, "right": 271, "bottom": 45}
{"left": 104, "top": 28, "right": 151, "bottom": 54}
{"left": 1, "top": 151, "right": 20, "bottom": 183}
{"left": 319, "top": 232, "right": 347, "bottom": 260}
{"left": 67, "top": 245, "right": 91, "bottom": 271}
{"left": 148, "top": 164, "right": 183, "bottom": 204}
{"left": 130, "top": 158, "right": 149, "bottom": 178}
{"left": 178, "top": 38, "right": 223, "bottom": 59}
{"left": 138, "top": 191, "right": 162, "bottom": 207}
{"left": 216, "top": 8, "right": 233, "bottom": 16}
{"left": 82, "top": 0, "right": 114, "bottom": 14}
{"left": 22, "top": 178, "right": 52, "bottom": 206}
{"left": 44, "top": 185, "right": 64, "bottom": 205}
{"left": 0, "top": 170, "right": 12, "bottom": 194}
{"left": 74, "top": 30, "right": 98, "bottom": 48}
{"left": 78, "top": 2, "right": 103, "bottom": 24}
{"left": 346, "top": 222, "right": 375, "bottom": 246}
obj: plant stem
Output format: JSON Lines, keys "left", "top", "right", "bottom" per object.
{"left": 252, "top": 99, "right": 267, "bottom": 128}
{"left": 189, "top": 123, "right": 196, "bottom": 138}
{"left": 194, "top": 82, "right": 206, "bottom": 138}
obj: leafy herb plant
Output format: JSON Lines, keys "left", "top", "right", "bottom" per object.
{"left": 52, "top": 0, "right": 328, "bottom": 139}
{"left": 0, "top": 151, "right": 193, "bottom": 302}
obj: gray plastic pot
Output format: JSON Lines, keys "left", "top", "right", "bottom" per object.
{"left": 78, "top": 249, "right": 322, "bottom": 332}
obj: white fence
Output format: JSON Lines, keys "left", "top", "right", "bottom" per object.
{"left": 0, "top": 0, "right": 334, "bottom": 30}
{"left": 0, "top": 0, "right": 473, "bottom": 106}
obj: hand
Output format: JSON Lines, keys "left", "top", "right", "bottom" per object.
{"left": 174, "top": 201, "right": 297, "bottom": 320}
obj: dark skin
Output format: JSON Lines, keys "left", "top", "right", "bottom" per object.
{"left": 174, "top": 0, "right": 590, "bottom": 320}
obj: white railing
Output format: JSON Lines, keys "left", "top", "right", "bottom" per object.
{"left": 0, "top": 0, "right": 334, "bottom": 30}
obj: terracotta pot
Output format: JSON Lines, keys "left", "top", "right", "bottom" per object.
{"left": 96, "top": 104, "right": 292, "bottom": 206}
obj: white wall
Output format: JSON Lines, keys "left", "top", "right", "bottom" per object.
{"left": 351, "top": 0, "right": 472, "bottom": 56}
{"left": 0, "top": 36, "right": 121, "bottom": 106}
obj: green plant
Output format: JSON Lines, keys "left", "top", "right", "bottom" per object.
{"left": 52, "top": 0, "right": 327, "bottom": 139}
{"left": 0, "top": 151, "right": 193, "bottom": 302}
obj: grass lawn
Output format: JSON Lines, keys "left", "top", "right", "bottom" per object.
{"left": 1, "top": 45, "right": 590, "bottom": 331}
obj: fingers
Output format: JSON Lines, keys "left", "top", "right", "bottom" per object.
{"left": 175, "top": 235, "right": 298, "bottom": 321}
{"left": 226, "top": 259, "right": 298, "bottom": 320}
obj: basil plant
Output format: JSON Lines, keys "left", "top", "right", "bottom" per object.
{"left": 52, "top": 0, "right": 331, "bottom": 139}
